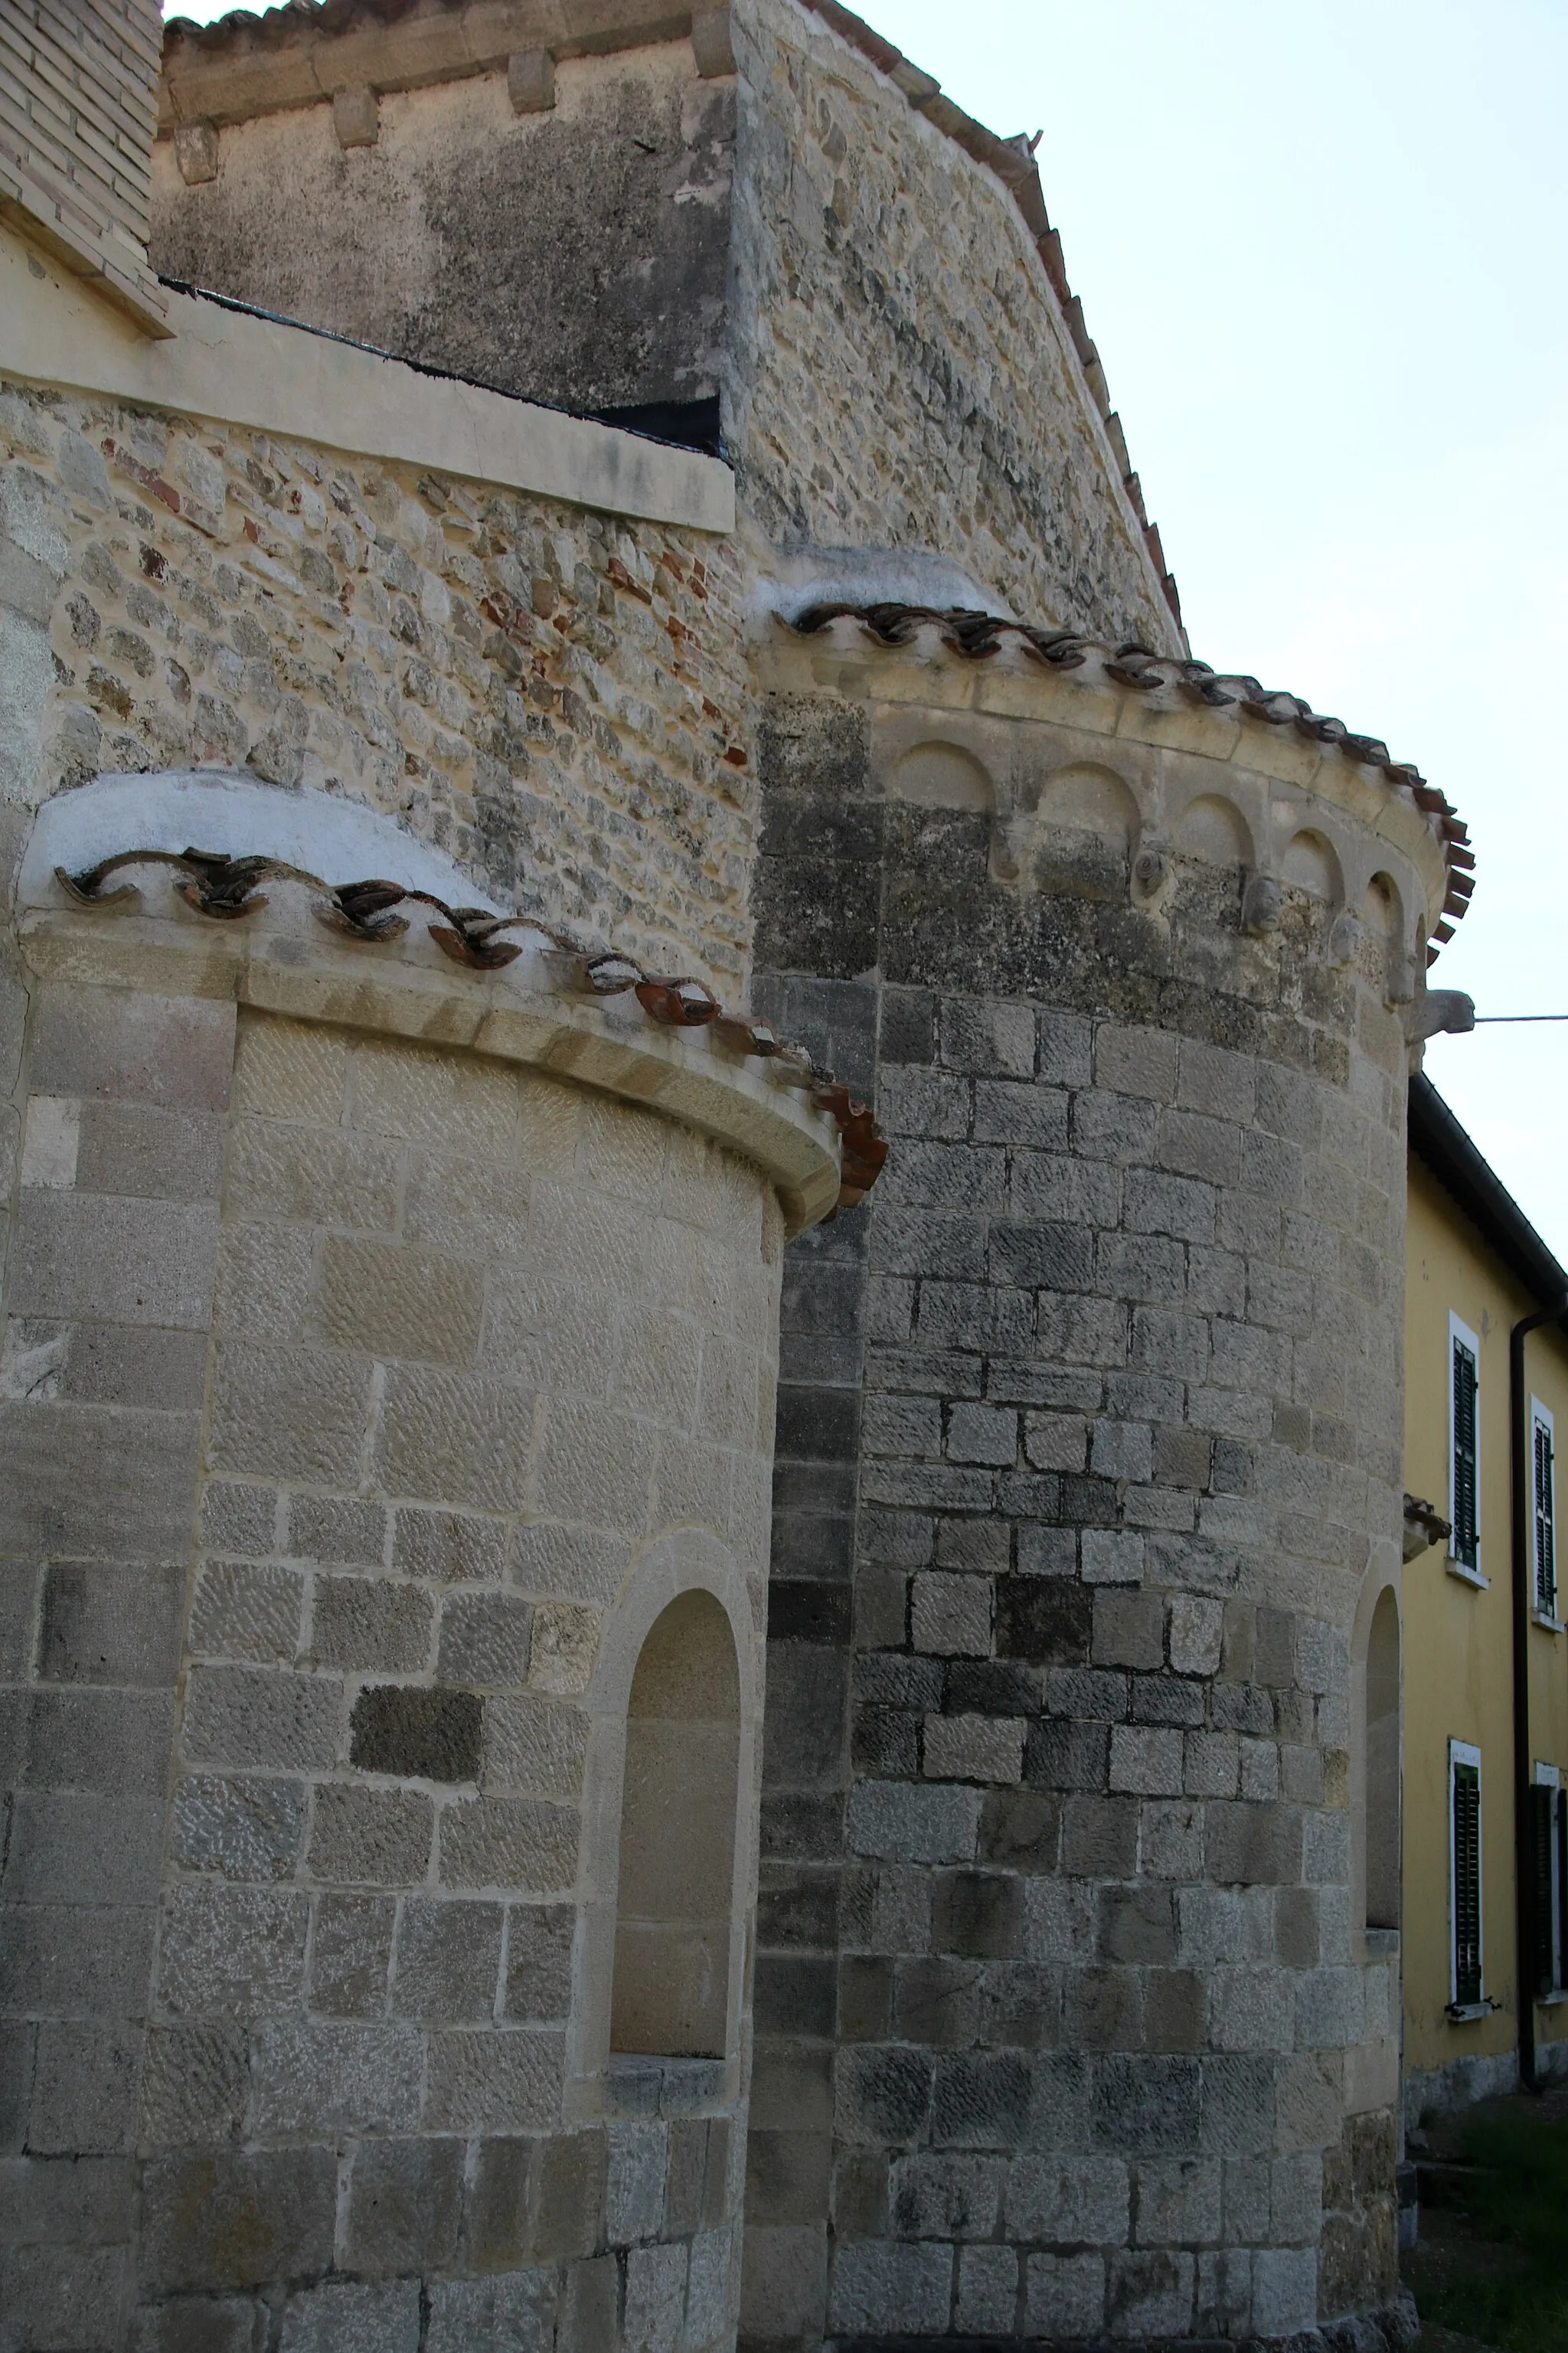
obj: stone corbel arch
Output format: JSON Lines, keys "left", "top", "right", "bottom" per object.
{"left": 566, "top": 1525, "right": 761, "bottom": 2121}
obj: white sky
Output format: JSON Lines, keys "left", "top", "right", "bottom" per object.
{"left": 162, "top": 2, "right": 1568, "bottom": 1258}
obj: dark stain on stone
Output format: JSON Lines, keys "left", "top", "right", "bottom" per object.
{"left": 350, "top": 1684, "right": 483, "bottom": 1782}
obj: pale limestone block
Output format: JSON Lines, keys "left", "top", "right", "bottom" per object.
{"left": 423, "top": 2027, "right": 562, "bottom": 2129}
{"left": 317, "top": 1236, "right": 484, "bottom": 1365}
{"left": 348, "top": 1034, "right": 520, "bottom": 1155}
{"left": 234, "top": 1015, "right": 350, "bottom": 1126}
{"left": 174, "top": 121, "right": 220, "bottom": 185}
{"left": 19, "top": 1097, "right": 78, "bottom": 1188}
{"left": 483, "top": 1694, "right": 587, "bottom": 1799}
{"left": 528, "top": 1601, "right": 599, "bottom": 1697}
{"left": 374, "top": 1364, "right": 535, "bottom": 1515}
{"left": 213, "top": 1222, "right": 316, "bottom": 1345}
{"left": 332, "top": 86, "right": 380, "bottom": 149}
{"left": 226, "top": 1119, "right": 400, "bottom": 1234}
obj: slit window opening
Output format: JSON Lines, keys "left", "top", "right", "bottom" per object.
{"left": 610, "top": 1590, "right": 740, "bottom": 2061}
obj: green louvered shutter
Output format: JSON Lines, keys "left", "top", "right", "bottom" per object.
{"left": 1452, "top": 1757, "right": 1482, "bottom": 2005}
{"left": 1533, "top": 1786, "right": 1557, "bottom": 1998}
{"left": 1536, "top": 1416, "right": 1557, "bottom": 1616}
{"left": 1452, "top": 1338, "right": 1479, "bottom": 1570}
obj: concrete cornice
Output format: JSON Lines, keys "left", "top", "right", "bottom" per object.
{"left": 0, "top": 224, "right": 736, "bottom": 534}
{"left": 158, "top": 1, "right": 713, "bottom": 129}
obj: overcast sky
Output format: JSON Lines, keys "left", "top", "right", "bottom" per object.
{"left": 162, "top": 1, "right": 1568, "bottom": 1257}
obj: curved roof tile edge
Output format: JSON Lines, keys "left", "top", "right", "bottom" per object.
{"left": 158, "top": 0, "right": 1186, "bottom": 641}
{"left": 789, "top": 601, "right": 1473, "bottom": 957}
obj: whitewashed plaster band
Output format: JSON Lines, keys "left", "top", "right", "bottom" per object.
{"left": 0, "top": 226, "right": 735, "bottom": 535}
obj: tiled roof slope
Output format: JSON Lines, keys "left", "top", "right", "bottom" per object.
{"left": 158, "top": 0, "right": 1184, "bottom": 633}
{"left": 792, "top": 603, "right": 1475, "bottom": 955}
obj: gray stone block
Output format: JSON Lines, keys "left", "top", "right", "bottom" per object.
{"left": 393, "top": 1896, "right": 504, "bottom": 2018}
{"left": 38, "top": 1560, "right": 185, "bottom": 1688}
{"left": 155, "top": 1883, "right": 309, "bottom": 2016}
{"left": 128, "top": 2296, "right": 263, "bottom": 2353}
{"left": 827, "top": 2237, "right": 952, "bottom": 2334}
{"left": 1107, "top": 2247, "right": 1196, "bottom": 2338}
{"left": 199, "top": 1484, "right": 278, "bottom": 1557}
{"left": 0, "top": 2244, "right": 123, "bottom": 2352}
{"left": 29, "top": 989, "right": 235, "bottom": 1113}
{"left": 425, "top": 2269, "right": 557, "bottom": 2352}
{"left": 182, "top": 1665, "right": 339, "bottom": 1770}
{"left": 350, "top": 1684, "right": 482, "bottom": 1783}
{"left": 139, "top": 2024, "right": 247, "bottom": 2149}
{"left": 10, "top": 1190, "right": 218, "bottom": 1329}
{"left": 74, "top": 1100, "right": 226, "bottom": 1204}
{"left": 846, "top": 1779, "right": 979, "bottom": 1865}
{"left": 343, "top": 2134, "right": 466, "bottom": 2274}
{"left": 171, "top": 1776, "right": 307, "bottom": 1881}
{"left": 1093, "top": 2054, "right": 1200, "bottom": 2153}
{"left": 397, "top": 1506, "right": 509, "bottom": 1583}
{"left": 286, "top": 1492, "right": 386, "bottom": 1566}
{"left": 423, "top": 2027, "right": 562, "bottom": 2130}
{"left": 835, "top": 2045, "right": 933, "bottom": 2147}
{"left": 139, "top": 2148, "right": 337, "bottom": 2291}
{"left": 0, "top": 1400, "right": 201, "bottom": 1560}
{"left": 25, "top": 2021, "right": 139, "bottom": 2156}
{"left": 248, "top": 2019, "right": 423, "bottom": 2136}
{"left": 309, "top": 1892, "right": 394, "bottom": 2017}
{"left": 3, "top": 1786, "right": 164, "bottom": 1904}
{"left": 279, "top": 2280, "right": 420, "bottom": 2353}
{"left": 438, "top": 1590, "right": 534, "bottom": 1687}
{"left": 1024, "top": 2248, "right": 1106, "bottom": 2336}
{"left": 0, "top": 1904, "right": 155, "bottom": 2017}
{"left": 309, "top": 1784, "right": 433, "bottom": 1884}
{"left": 188, "top": 1563, "right": 303, "bottom": 1665}
{"left": 505, "top": 1904, "right": 575, "bottom": 2022}
{"left": 1008, "top": 2151, "right": 1127, "bottom": 2244}
{"left": 625, "top": 2240, "right": 688, "bottom": 2346}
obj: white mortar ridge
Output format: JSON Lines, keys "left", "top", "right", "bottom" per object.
{"left": 20, "top": 771, "right": 506, "bottom": 915}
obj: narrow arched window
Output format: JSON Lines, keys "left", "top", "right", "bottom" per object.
{"left": 1365, "top": 1587, "right": 1401, "bottom": 1930}
{"left": 611, "top": 1590, "right": 740, "bottom": 2058}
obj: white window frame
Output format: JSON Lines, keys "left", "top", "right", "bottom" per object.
{"left": 1536, "top": 1762, "right": 1566, "bottom": 2002}
{"left": 1448, "top": 1312, "right": 1486, "bottom": 1587}
{"left": 1532, "top": 1398, "right": 1559, "bottom": 1628}
{"left": 1449, "top": 1737, "right": 1485, "bottom": 2018}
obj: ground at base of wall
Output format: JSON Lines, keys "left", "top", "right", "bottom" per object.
{"left": 779, "top": 2299, "right": 1420, "bottom": 2353}
{"left": 1404, "top": 2084, "right": 1568, "bottom": 2348}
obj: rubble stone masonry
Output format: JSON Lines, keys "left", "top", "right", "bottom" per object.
{"left": 0, "top": 377, "right": 755, "bottom": 992}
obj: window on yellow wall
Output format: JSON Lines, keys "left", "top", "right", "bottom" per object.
{"left": 1449, "top": 1740, "right": 1484, "bottom": 2014}
{"left": 1534, "top": 1401, "right": 1557, "bottom": 1620}
{"left": 1449, "top": 1315, "right": 1482, "bottom": 1579}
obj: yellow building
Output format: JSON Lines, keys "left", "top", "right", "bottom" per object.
{"left": 1403, "top": 1074, "right": 1568, "bottom": 2123}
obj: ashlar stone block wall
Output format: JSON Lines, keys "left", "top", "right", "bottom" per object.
{"left": 1, "top": 971, "right": 782, "bottom": 2350}
{"left": 743, "top": 634, "right": 1434, "bottom": 2348}
{"left": 727, "top": 0, "right": 1181, "bottom": 649}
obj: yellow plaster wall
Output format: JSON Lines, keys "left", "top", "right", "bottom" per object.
{"left": 1404, "top": 1158, "right": 1568, "bottom": 2085}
